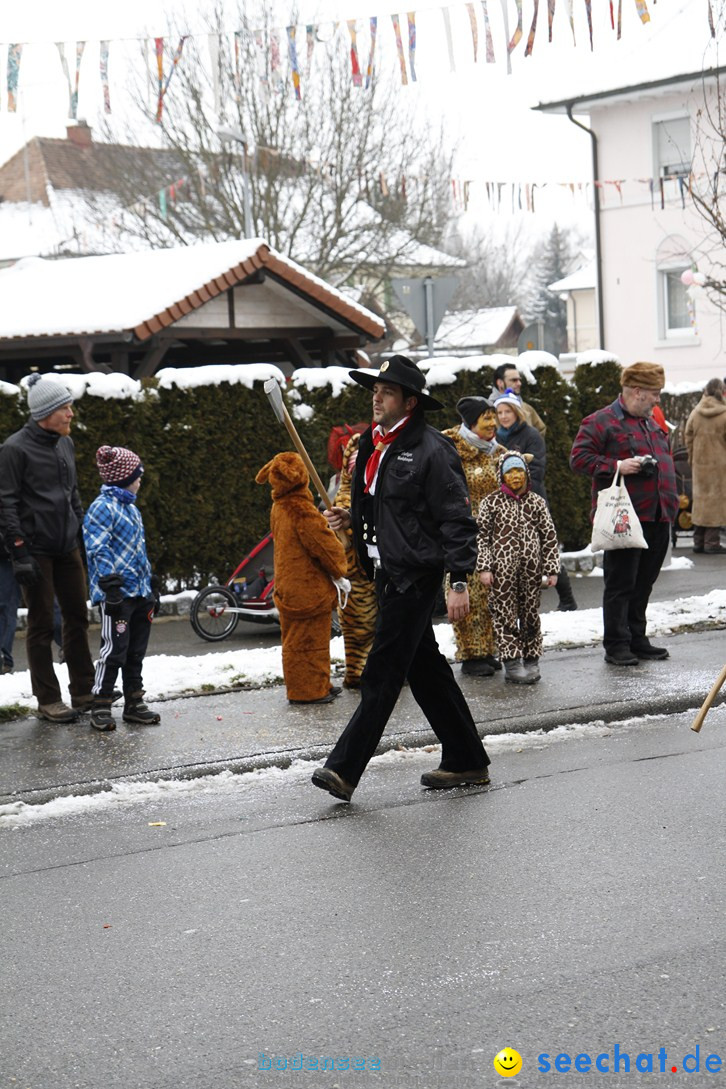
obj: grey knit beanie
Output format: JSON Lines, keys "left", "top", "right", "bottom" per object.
{"left": 26, "top": 373, "right": 73, "bottom": 421}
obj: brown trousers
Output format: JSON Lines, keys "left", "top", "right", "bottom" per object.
{"left": 22, "top": 549, "right": 95, "bottom": 706}
{"left": 279, "top": 609, "right": 332, "bottom": 702}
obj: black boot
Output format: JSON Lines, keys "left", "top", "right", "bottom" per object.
{"left": 555, "top": 563, "right": 578, "bottom": 611}
{"left": 90, "top": 697, "right": 116, "bottom": 732}
{"left": 122, "top": 690, "right": 161, "bottom": 725}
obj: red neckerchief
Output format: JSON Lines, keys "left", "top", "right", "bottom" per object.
{"left": 363, "top": 415, "right": 411, "bottom": 494}
{"left": 501, "top": 482, "right": 527, "bottom": 501}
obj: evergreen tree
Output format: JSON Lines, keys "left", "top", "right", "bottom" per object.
{"left": 525, "top": 224, "right": 573, "bottom": 355}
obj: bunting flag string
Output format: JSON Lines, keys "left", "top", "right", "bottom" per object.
{"left": 365, "top": 16, "right": 377, "bottom": 88}
{"left": 287, "top": 26, "right": 302, "bottom": 99}
{"left": 100, "top": 40, "right": 111, "bottom": 113}
{"left": 7, "top": 43, "right": 22, "bottom": 112}
{"left": 0, "top": 0, "right": 694, "bottom": 119}
{"left": 466, "top": 3, "right": 479, "bottom": 61}
{"left": 407, "top": 12, "right": 418, "bottom": 81}
{"left": 347, "top": 20, "right": 363, "bottom": 86}
{"left": 391, "top": 14, "right": 408, "bottom": 85}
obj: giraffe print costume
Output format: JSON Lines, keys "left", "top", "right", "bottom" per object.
{"left": 475, "top": 452, "right": 560, "bottom": 663}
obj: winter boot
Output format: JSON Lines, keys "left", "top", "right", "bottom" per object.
{"left": 122, "top": 691, "right": 161, "bottom": 725}
{"left": 522, "top": 657, "right": 541, "bottom": 682}
{"left": 90, "top": 697, "right": 116, "bottom": 732}
{"left": 555, "top": 563, "right": 578, "bottom": 611}
{"left": 503, "top": 659, "right": 528, "bottom": 684}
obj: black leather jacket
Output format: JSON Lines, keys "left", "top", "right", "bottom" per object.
{"left": 350, "top": 411, "right": 477, "bottom": 591}
{"left": 0, "top": 420, "right": 84, "bottom": 556}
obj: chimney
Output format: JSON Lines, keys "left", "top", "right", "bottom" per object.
{"left": 66, "top": 121, "right": 92, "bottom": 149}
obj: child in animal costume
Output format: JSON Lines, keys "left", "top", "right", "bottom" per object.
{"left": 441, "top": 395, "right": 506, "bottom": 677}
{"left": 476, "top": 451, "right": 559, "bottom": 685}
{"left": 334, "top": 433, "right": 378, "bottom": 688}
{"left": 256, "top": 452, "right": 348, "bottom": 705}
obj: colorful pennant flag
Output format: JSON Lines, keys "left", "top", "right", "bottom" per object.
{"left": 508, "top": 0, "right": 524, "bottom": 51}
{"left": 347, "top": 20, "right": 363, "bottom": 86}
{"left": 634, "top": 0, "right": 650, "bottom": 23}
{"left": 100, "top": 40, "right": 111, "bottom": 113}
{"left": 287, "top": 26, "right": 301, "bottom": 98}
{"left": 154, "top": 36, "right": 187, "bottom": 123}
{"left": 466, "top": 3, "right": 479, "bottom": 61}
{"left": 391, "top": 14, "right": 408, "bottom": 85}
{"left": 407, "top": 12, "right": 418, "bottom": 81}
{"left": 7, "top": 44, "right": 22, "bottom": 112}
{"left": 365, "top": 16, "right": 378, "bottom": 88}
{"left": 481, "top": 0, "right": 496, "bottom": 61}
{"left": 548, "top": 0, "right": 557, "bottom": 41}
{"left": 442, "top": 8, "right": 457, "bottom": 71}
{"left": 525, "top": 0, "right": 539, "bottom": 55}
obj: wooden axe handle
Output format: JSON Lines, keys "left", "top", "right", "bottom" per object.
{"left": 279, "top": 404, "right": 350, "bottom": 550}
{"left": 691, "top": 663, "right": 726, "bottom": 732}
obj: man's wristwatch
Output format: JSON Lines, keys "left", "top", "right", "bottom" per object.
{"left": 451, "top": 581, "right": 467, "bottom": 594}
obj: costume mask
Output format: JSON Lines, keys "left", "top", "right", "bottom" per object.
{"left": 503, "top": 467, "right": 527, "bottom": 494}
{"left": 473, "top": 411, "right": 497, "bottom": 441}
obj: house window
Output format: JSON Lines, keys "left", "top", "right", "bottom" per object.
{"left": 661, "top": 267, "right": 694, "bottom": 336}
{"left": 653, "top": 116, "right": 691, "bottom": 178}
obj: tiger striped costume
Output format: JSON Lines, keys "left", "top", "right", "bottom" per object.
{"left": 335, "top": 433, "right": 378, "bottom": 688}
{"left": 441, "top": 425, "right": 506, "bottom": 663}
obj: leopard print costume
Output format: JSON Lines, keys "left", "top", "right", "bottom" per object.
{"left": 476, "top": 452, "right": 560, "bottom": 662}
{"left": 335, "top": 433, "right": 377, "bottom": 687}
{"left": 441, "top": 426, "right": 506, "bottom": 662}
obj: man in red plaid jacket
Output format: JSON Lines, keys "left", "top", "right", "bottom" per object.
{"left": 570, "top": 362, "right": 678, "bottom": 667}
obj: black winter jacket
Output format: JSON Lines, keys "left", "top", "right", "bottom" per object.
{"left": 0, "top": 421, "right": 84, "bottom": 556}
{"left": 350, "top": 411, "right": 478, "bottom": 591}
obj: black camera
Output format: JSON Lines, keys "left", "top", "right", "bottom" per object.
{"left": 639, "top": 455, "right": 658, "bottom": 478}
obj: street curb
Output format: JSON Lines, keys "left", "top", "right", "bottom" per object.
{"left": 1, "top": 690, "right": 712, "bottom": 809}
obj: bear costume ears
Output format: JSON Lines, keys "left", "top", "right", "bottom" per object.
{"left": 256, "top": 451, "right": 310, "bottom": 497}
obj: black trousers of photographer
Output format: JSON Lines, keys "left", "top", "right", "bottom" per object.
{"left": 93, "top": 597, "right": 154, "bottom": 698}
{"left": 602, "top": 520, "right": 670, "bottom": 653}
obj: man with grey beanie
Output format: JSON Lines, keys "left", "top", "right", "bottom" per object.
{"left": 0, "top": 374, "right": 95, "bottom": 722}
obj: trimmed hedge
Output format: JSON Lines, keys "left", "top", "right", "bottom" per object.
{"left": 0, "top": 362, "right": 703, "bottom": 586}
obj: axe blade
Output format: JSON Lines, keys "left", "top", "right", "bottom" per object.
{"left": 263, "top": 378, "right": 286, "bottom": 425}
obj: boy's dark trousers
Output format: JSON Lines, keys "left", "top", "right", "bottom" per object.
{"left": 602, "top": 521, "right": 670, "bottom": 653}
{"left": 325, "top": 568, "right": 489, "bottom": 788}
{"left": 93, "top": 596, "right": 154, "bottom": 697}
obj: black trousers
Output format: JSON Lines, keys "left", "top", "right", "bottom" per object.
{"left": 23, "top": 549, "right": 95, "bottom": 705}
{"left": 602, "top": 521, "right": 670, "bottom": 653}
{"left": 325, "top": 569, "right": 489, "bottom": 788}
{"left": 92, "top": 597, "right": 154, "bottom": 698}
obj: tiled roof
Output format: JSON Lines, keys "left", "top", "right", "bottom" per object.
{"left": 0, "top": 137, "right": 182, "bottom": 206}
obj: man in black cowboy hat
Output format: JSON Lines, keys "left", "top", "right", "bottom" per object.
{"left": 311, "top": 355, "right": 490, "bottom": 803}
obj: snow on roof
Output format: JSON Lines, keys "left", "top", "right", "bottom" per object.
{"left": 549, "top": 260, "right": 596, "bottom": 293}
{"left": 0, "top": 239, "right": 384, "bottom": 341}
{"left": 434, "top": 307, "right": 520, "bottom": 350}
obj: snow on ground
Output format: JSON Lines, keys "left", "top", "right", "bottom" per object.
{"left": 0, "top": 713, "right": 690, "bottom": 829}
{"left": 2, "top": 589, "right": 725, "bottom": 709}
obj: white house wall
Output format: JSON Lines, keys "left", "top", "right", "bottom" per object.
{"left": 590, "top": 85, "right": 726, "bottom": 386}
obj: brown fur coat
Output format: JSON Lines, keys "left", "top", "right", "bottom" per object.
{"left": 685, "top": 394, "right": 726, "bottom": 526}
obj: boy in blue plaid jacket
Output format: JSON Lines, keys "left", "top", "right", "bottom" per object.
{"left": 83, "top": 446, "right": 160, "bottom": 731}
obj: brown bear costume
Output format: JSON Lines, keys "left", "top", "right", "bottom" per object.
{"left": 256, "top": 452, "right": 347, "bottom": 703}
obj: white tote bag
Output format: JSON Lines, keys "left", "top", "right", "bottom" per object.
{"left": 591, "top": 464, "right": 648, "bottom": 551}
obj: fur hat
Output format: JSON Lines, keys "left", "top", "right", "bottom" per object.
{"left": 349, "top": 354, "right": 444, "bottom": 410}
{"left": 492, "top": 389, "right": 525, "bottom": 418}
{"left": 256, "top": 451, "right": 310, "bottom": 499}
{"left": 25, "top": 373, "right": 73, "bottom": 421}
{"left": 96, "top": 445, "right": 144, "bottom": 488}
{"left": 621, "top": 362, "right": 665, "bottom": 390}
{"left": 456, "top": 396, "right": 493, "bottom": 427}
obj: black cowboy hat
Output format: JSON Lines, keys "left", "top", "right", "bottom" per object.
{"left": 348, "top": 354, "right": 444, "bottom": 410}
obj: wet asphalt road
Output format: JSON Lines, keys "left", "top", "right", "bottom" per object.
{"left": 1, "top": 710, "right": 725, "bottom": 1089}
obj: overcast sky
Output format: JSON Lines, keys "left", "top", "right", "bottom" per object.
{"left": 0, "top": 0, "right": 719, "bottom": 222}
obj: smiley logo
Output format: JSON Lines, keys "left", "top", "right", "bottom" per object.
{"left": 493, "top": 1047, "right": 522, "bottom": 1077}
